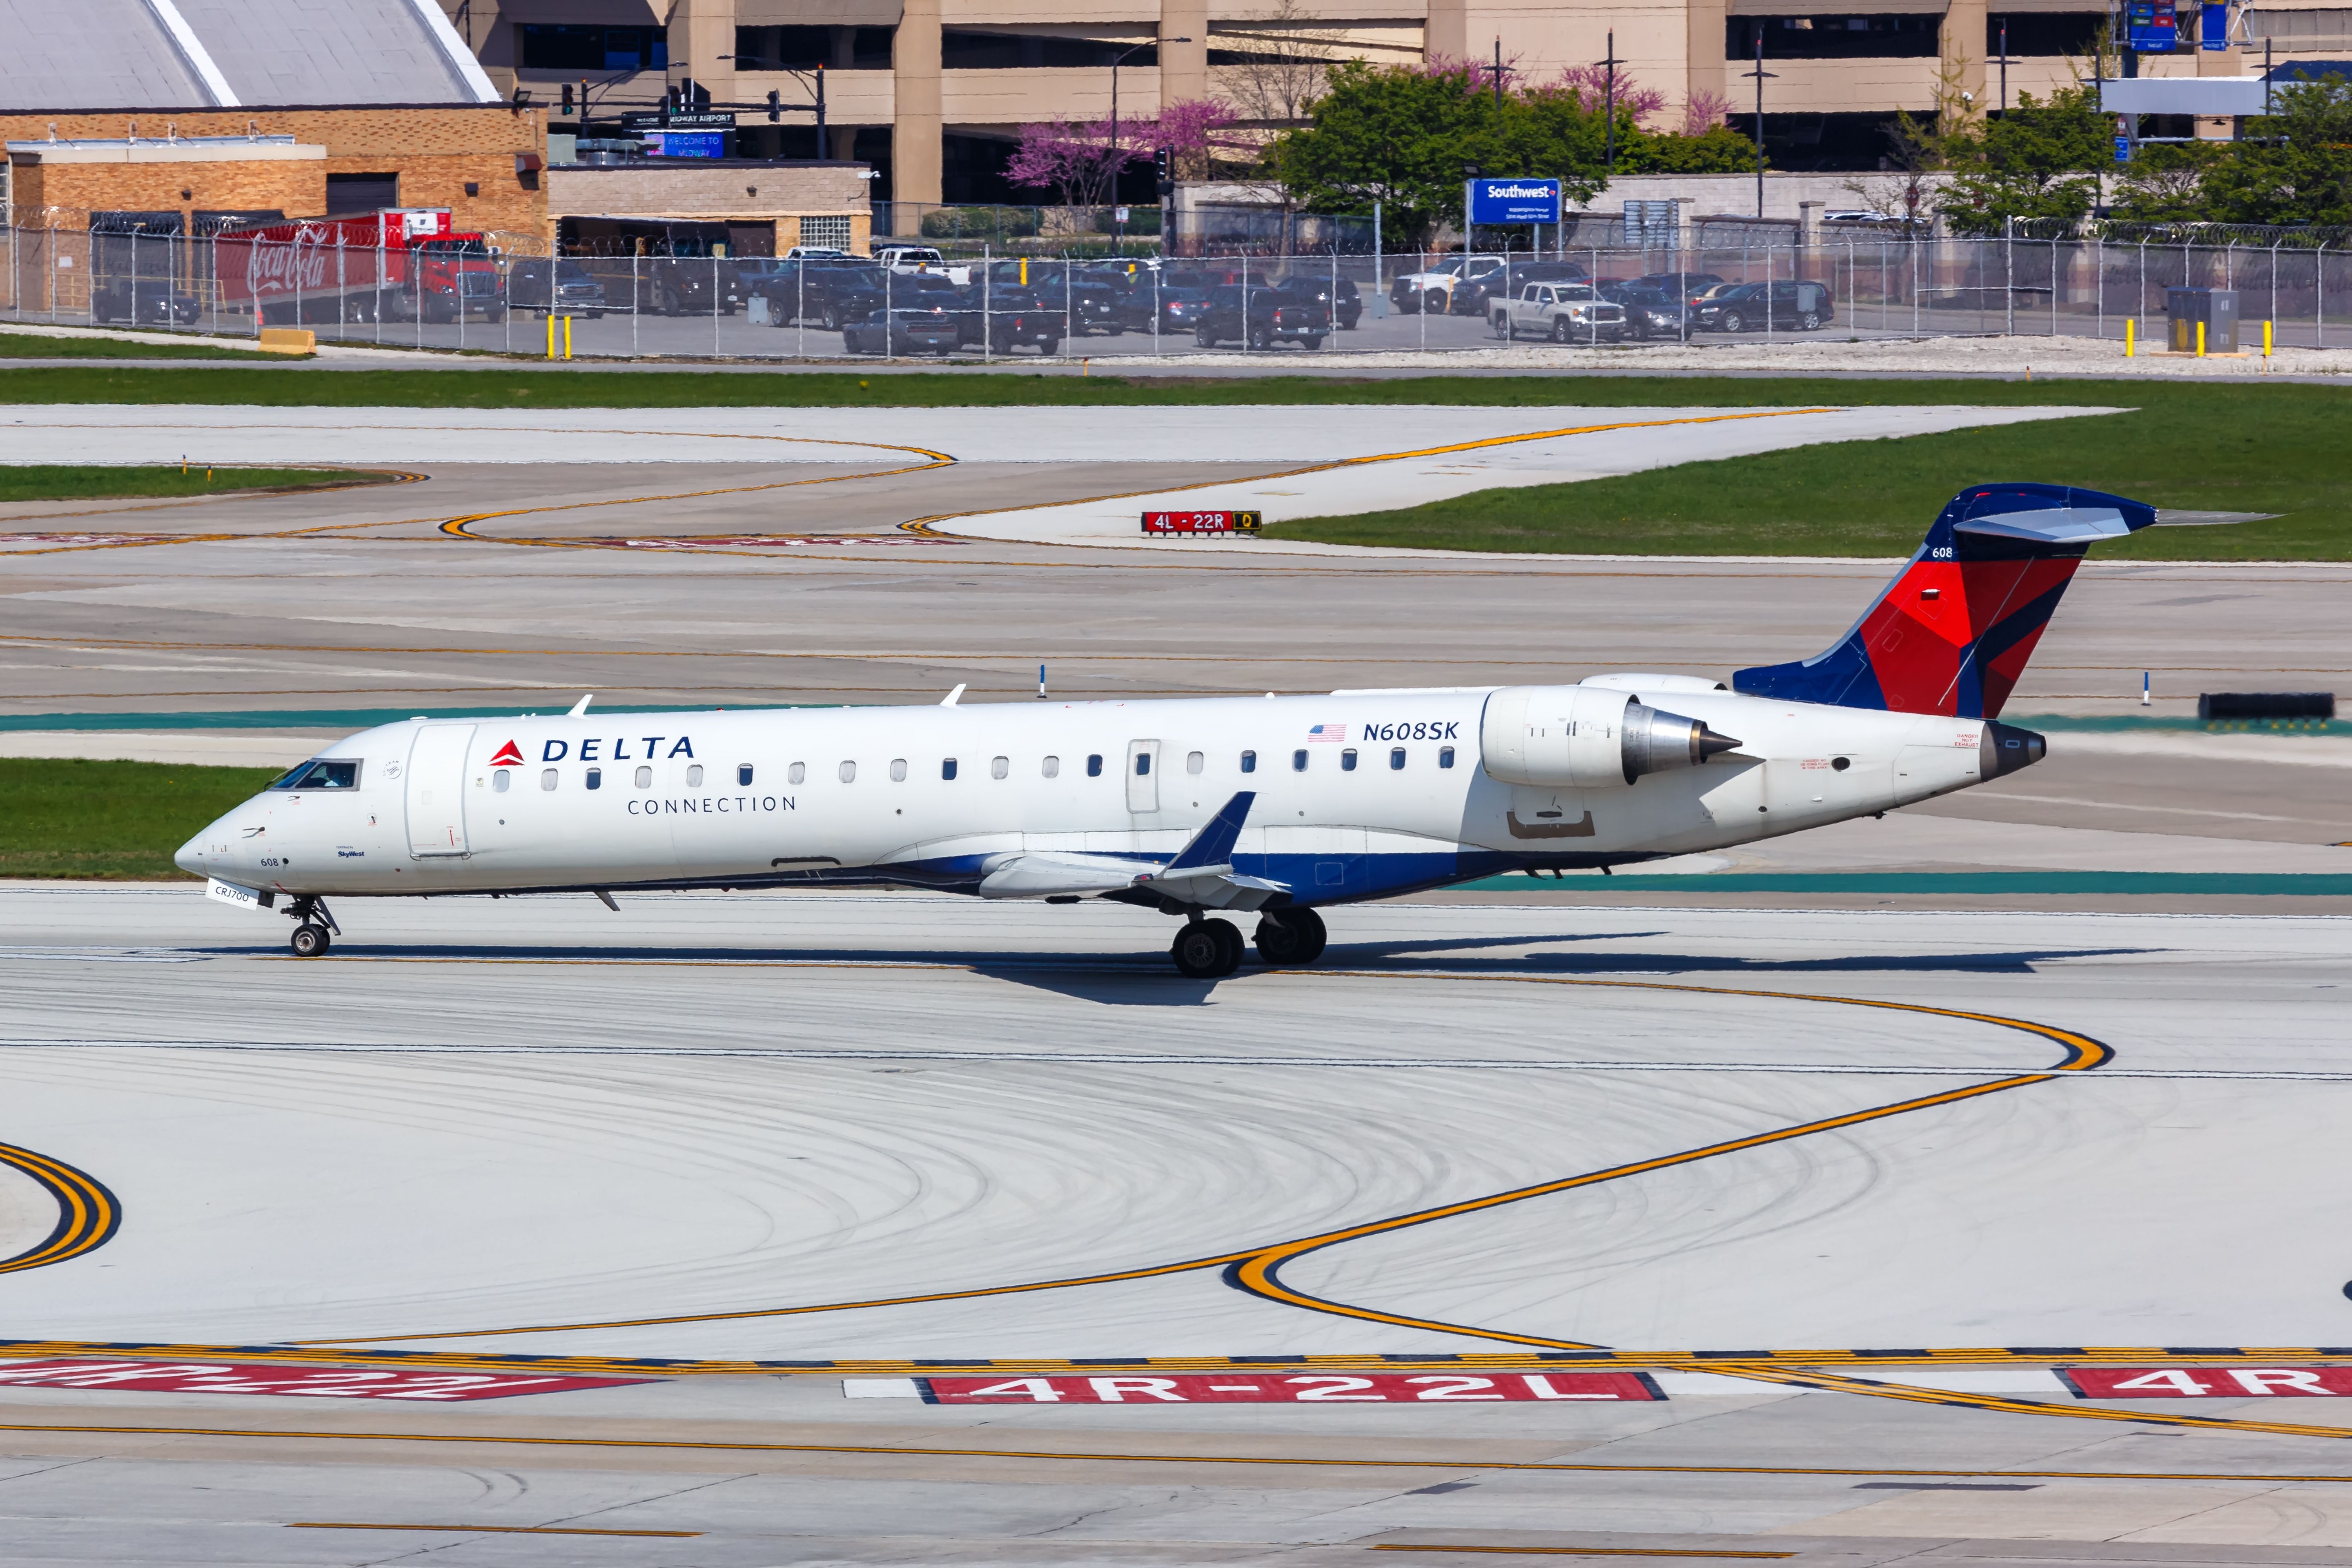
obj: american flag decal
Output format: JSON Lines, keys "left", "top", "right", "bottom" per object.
{"left": 1307, "top": 723, "right": 1347, "bottom": 742}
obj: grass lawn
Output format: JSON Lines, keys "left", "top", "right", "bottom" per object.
{"left": 1269, "top": 385, "right": 2352, "bottom": 559}
{"left": 0, "top": 758, "right": 276, "bottom": 880}
{"left": 0, "top": 466, "right": 390, "bottom": 503}
{"left": 0, "top": 365, "right": 2344, "bottom": 412}
{"left": 0, "top": 333, "right": 261, "bottom": 360}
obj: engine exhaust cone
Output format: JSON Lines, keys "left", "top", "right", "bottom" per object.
{"left": 1622, "top": 703, "right": 1745, "bottom": 784}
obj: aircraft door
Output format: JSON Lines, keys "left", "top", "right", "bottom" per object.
{"left": 1125, "top": 739, "right": 1160, "bottom": 813}
{"left": 405, "top": 723, "right": 477, "bottom": 858}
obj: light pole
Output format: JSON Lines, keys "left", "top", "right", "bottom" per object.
{"left": 1742, "top": 33, "right": 1777, "bottom": 219}
{"left": 718, "top": 53, "right": 828, "bottom": 156}
{"left": 1111, "top": 38, "right": 1186, "bottom": 247}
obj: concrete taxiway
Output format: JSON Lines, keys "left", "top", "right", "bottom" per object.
{"left": 0, "top": 889, "right": 2348, "bottom": 1564}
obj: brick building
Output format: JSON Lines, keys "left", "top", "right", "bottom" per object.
{"left": 0, "top": 0, "right": 549, "bottom": 241}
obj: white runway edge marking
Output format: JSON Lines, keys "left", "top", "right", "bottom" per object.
{"left": 0, "top": 1040, "right": 2341, "bottom": 1080}
{"left": 0, "top": 949, "right": 211, "bottom": 964}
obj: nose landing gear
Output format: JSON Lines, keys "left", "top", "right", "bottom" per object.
{"left": 283, "top": 895, "right": 340, "bottom": 958}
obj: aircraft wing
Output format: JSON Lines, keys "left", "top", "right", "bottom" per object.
{"left": 976, "top": 791, "right": 1288, "bottom": 906}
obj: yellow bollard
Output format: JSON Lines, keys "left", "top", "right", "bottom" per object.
{"left": 2265, "top": 319, "right": 2274, "bottom": 357}
{"left": 1019, "top": 258, "right": 1029, "bottom": 287}
{"left": 2125, "top": 318, "right": 2134, "bottom": 357}
{"left": 546, "top": 312, "right": 555, "bottom": 360}
{"left": 2196, "top": 319, "right": 2206, "bottom": 358}
{"left": 563, "top": 315, "right": 573, "bottom": 360}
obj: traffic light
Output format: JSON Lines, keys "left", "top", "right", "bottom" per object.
{"left": 561, "top": 82, "right": 575, "bottom": 114}
{"left": 1154, "top": 145, "right": 1174, "bottom": 197}
{"left": 767, "top": 89, "right": 782, "bottom": 121}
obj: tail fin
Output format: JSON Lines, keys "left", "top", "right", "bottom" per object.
{"left": 1733, "top": 483, "right": 2156, "bottom": 719}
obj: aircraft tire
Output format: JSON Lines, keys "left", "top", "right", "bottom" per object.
{"left": 1253, "top": 907, "right": 1326, "bottom": 967}
{"left": 290, "top": 922, "right": 331, "bottom": 959}
{"left": 1172, "top": 919, "right": 1243, "bottom": 979}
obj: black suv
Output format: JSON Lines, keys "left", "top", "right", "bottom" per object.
{"left": 1272, "top": 272, "right": 1363, "bottom": 329}
{"left": 984, "top": 264, "right": 1121, "bottom": 336}
{"left": 751, "top": 260, "right": 886, "bottom": 330}
{"left": 1690, "top": 279, "right": 1835, "bottom": 333}
{"left": 1194, "top": 284, "right": 1329, "bottom": 349}
{"left": 506, "top": 258, "right": 608, "bottom": 318}
{"left": 959, "top": 286, "right": 1064, "bottom": 355}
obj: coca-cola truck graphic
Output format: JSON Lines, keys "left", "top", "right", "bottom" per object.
{"left": 216, "top": 208, "right": 507, "bottom": 325}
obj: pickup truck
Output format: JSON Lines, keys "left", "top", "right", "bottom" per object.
{"left": 1488, "top": 281, "right": 1627, "bottom": 343}
{"left": 872, "top": 243, "right": 975, "bottom": 285}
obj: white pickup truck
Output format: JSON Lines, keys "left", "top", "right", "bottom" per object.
{"left": 1488, "top": 281, "right": 1627, "bottom": 343}
{"left": 871, "top": 243, "right": 975, "bottom": 285}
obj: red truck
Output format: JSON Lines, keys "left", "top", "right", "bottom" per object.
{"left": 216, "top": 208, "right": 507, "bottom": 325}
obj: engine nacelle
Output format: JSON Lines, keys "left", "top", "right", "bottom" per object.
{"left": 1481, "top": 686, "right": 1743, "bottom": 789}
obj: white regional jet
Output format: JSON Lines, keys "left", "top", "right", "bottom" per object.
{"left": 180, "top": 485, "right": 2147, "bottom": 977}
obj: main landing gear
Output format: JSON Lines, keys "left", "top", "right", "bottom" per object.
{"left": 1169, "top": 908, "right": 1327, "bottom": 979}
{"left": 284, "top": 895, "right": 339, "bottom": 958}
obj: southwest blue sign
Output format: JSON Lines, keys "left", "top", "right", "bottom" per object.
{"left": 1467, "top": 177, "right": 1563, "bottom": 225}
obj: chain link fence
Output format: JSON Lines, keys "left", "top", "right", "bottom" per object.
{"left": 5, "top": 221, "right": 2347, "bottom": 360}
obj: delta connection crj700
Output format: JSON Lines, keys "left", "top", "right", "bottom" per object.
{"left": 179, "top": 485, "right": 2141, "bottom": 978}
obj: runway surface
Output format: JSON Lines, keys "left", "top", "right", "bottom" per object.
{"left": 0, "top": 888, "right": 2350, "bottom": 1564}
{"left": 1, "top": 391, "right": 2348, "bottom": 1563}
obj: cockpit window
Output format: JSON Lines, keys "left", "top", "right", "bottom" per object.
{"left": 270, "top": 759, "right": 361, "bottom": 790}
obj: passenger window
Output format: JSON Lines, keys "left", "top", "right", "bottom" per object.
{"left": 687, "top": 764, "right": 704, "bottom": 787}
{"left": 1042, "top": 755, "right": 1060, "bottom": 778}
{"left": 1087, "top": 754, "right": 1103, "bottom": 777}
{"left": 739, "top": 764, "right": 755, "bottom": 786}
{"left": 541, "top": 768, "right": 558, "bottom": 791}
{"left": 991, "top": 755, "right": 1009, "bottom": 779}
{"left": 1341, "top": 748, "right": 1358, "bottom": 772}
{"left": 1292, "top": 749, "right": 1308, "bottom": 772}
{"left": 1390, "top": 747, "right": 1405, "bottom": 770}
{"left": 890, "top": 758, "right": 908, "bottom": 782}
{"left": 788, "top": 762, "right": 805, "bottom": 784}
{"left": 1439, "top": 745, "right": 1456, "bottom": 768}
{"left": 1135, "top": 752, "right": 1151, "bottom": 776}
{"left": 942, "top": 757, "right": 958, "bottom": 780}
{"left": 1241, "top": 750, "right": 1256, "bottom": 774}
{"left": 838, "top": 760, "right": 856, "bottom": 783}
{"left": 493, "top": 769, "right": 510, "bottom": 793}
{"left": 635, "top": 765, "right": 652, "bottom": 788}
{"left": 586, "top": 767, "right": 603, "bottom": 791}
{"left": 1186, "top": 751, "right": 1204, "bottom": 775}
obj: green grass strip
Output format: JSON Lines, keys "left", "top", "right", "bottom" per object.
{"left": 0, "top": 758, "right": 278, "bottom": 880}
{"left": 1268, "top": 386, "right": 2352, "bottom": 560}
{"left": 1459, "top": 871, "right": 2352, "bottom": 895}
{"left": 0, "top": 334, "right": 259, "bottom": 361}
{"left": 0, "top": 466, "right": 385, "bottom": 503}
{"left": 0, "top": 366, "right": 2338, "bottom": 412}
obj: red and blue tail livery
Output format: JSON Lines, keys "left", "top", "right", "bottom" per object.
{"left": 1733, "top": 483, "right": 2156, "bottom": 719}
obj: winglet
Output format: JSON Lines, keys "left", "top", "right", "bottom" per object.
{"left": 1164, "top": 791, "right": 1256, "bottom": 873}
{"left": 568, "top": 693, "right": 594, "bottom": 717}
{"left": 940, "top": 684, "right": 966, "bottom": 706}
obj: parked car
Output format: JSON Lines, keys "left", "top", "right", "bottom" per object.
{"left": 1455, "top": 259, "right": 1587, "bottom": 318}
{"left": 753, "top": 261, "right": 889, "bottom": 329}
{"left": 572, "top": 251, "right": 742, "bottom": 316}
{"left": 505, "top": 258, "right": 607, "bottom": 319}
{"left": 842, "top": 305, "right": 963, "bottom": 355}
{"left": 1389, "top": 254, "right": 1507, "bottom": 315}
{"left": 1690, "top": 278, "right": 1835, "bottom": 332}
{"left": 1632, "top": 270, "right": 1724, "bottom": 296}
{"left": 1273, "top": 272, "right": 1363, "bottom": 329}
{"left": 984, "top": 263, "right": 1122, "bottom": 336}
{"left": 1489, "top": 281, "right": 1626, "bottom": 343}
{"left": 1194, "top": 283, "right": 1328, "bottom": 349}
{"left": 959, "top": 286, "right": 1063, "bottom": 355}
{"left": 91, "top": 280, "right": 200, "bottom": 326}
{"left": 1594, "top": 279, "right": 1685, "bottom": 340}
{"left": 872, "top": 242, "right": 975, "bottom": 284}
{"left": 1149, "top": 285, "right": 1215, "bottom": 334}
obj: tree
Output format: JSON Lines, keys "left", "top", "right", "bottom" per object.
{"left": 1008, "top": 99, "right": 1243, "bottom": 207}
{"left": 2111, "top": 140, "right": 2223, "bottom": 223}
{"left": 1936, "top": 85, "right": 2108, "bottom": 235}
{"left": 2203, "top": 74, "right": 2352, "bottom": 226}
{"left": 1215, "top": 0, "right": 1356, "bottom": 127}
{"left": 1270, "top": 59, "right": 1752, "bottom": 244}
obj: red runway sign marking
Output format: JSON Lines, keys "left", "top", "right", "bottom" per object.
{"left": 923, "top": 1372, "right": 1662, "bottom": 1404}
{"left": 0, "top": 1360, "right": 648, "bottom": 1401}
{"left": 2065, "top": 1366, "right": 2352, "bottom": 1399}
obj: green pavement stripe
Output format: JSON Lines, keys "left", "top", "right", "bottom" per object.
{"left": 1459, "top": 872, "right": 2352, "bottom": 896}
{"left": 2009, "top": 713, "right": 2344, "bottom": 736}
{"left": 0, "top": 704, "right": 809, "bottom": 732}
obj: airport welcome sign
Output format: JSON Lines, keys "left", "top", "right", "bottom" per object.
{"left": 1467, "top": 177, "right": 1563, "bottom": 225}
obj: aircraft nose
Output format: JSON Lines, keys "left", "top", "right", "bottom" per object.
{"left": 174, "top": 835, "right": 205, "bottom": 877}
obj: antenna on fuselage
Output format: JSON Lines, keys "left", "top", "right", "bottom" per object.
{"left": 568, "top": 694, "right": 593, "bottom": 716}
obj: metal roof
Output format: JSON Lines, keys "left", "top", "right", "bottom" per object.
{"left": 0, "top": 0, "right": 499, "bottom": 111}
